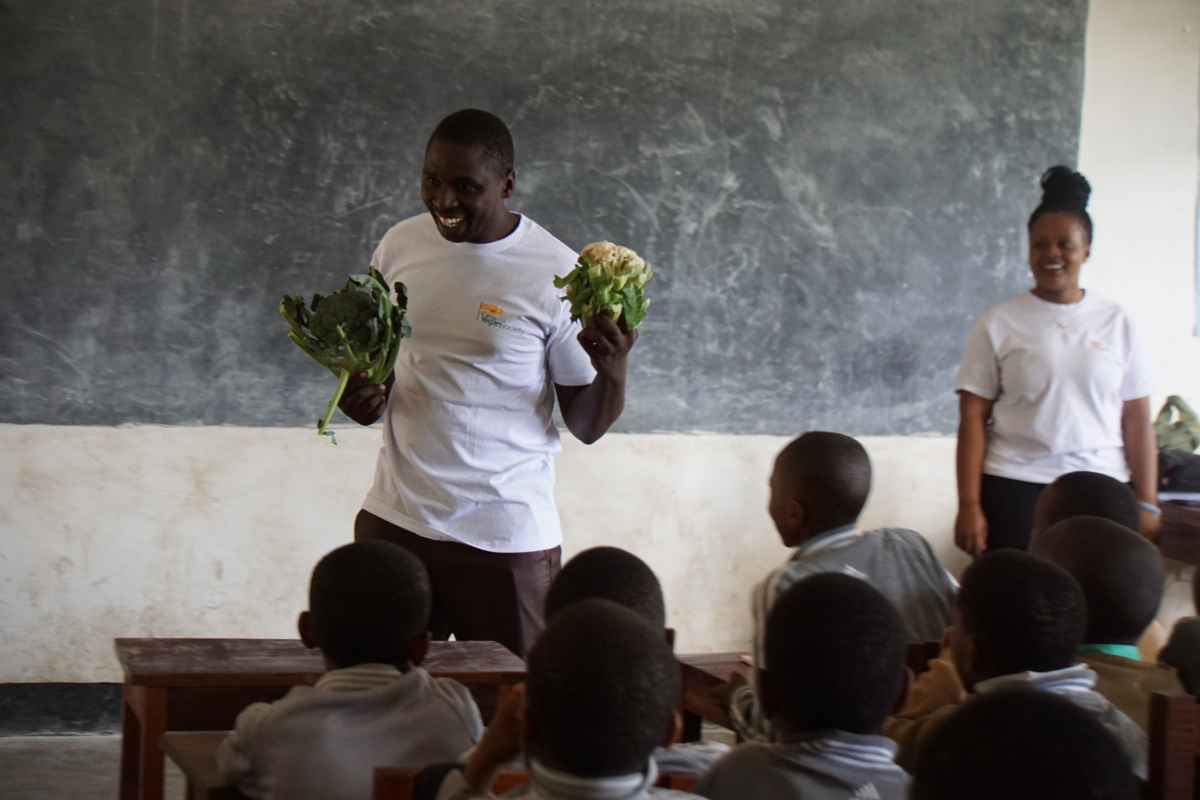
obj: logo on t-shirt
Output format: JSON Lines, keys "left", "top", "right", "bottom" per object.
{"left": 477, "top": 301, "right": 531, "bottom": 337}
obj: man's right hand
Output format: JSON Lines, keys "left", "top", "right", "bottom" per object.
{"left": 338, "top": 372, "right": 390, "bottom": 426}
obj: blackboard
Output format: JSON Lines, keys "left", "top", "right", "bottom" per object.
{"left": 0, "top": 0, "right": 1086, "bottom": 434}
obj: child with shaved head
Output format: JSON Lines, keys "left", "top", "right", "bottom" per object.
{"left": 217, "top": 541, "right": 483, "bottom": 800}
{"left": 885, "top": 550, "right": 1146, "bottom": 776}
{"left": 1031, "top": 515, "right": 1182, "bottom": 730}
{"left": 433, "top": 599, "right": 697, "bottom": 800}
{"left": 911, "top": 689, "right": 1138, "bottom": 800}
{"left": 724, "top": 432, "right": 956, "bottom": 741}
{"left": 543, "top": 546, "right": 729, "bottom": 774}
{"left": 697, "top": 574, "right": 910, "bottom": 800}
{"left": 1030, "top": 470, "right": 1142, "bottom": 539}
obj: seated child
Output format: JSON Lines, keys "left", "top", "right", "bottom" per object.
{"left": 433, "top": 599, "right": 697, "bottom": 800}
{"left": 217, "top": 541, "right": 483, "bottom": 800}
{"left": 1031, "top": 470, "right": 1167, "bottom": 659}
{"left": 1030, "top": 470, "right": 1142, "bottom": 538}
{"left": 910, "top": 689, "right": 1139, "bottom": 800}
{"left": 1158, "top": 568, "right": 1200, "bottom": 694}
{"left": 544, "top": 546, "right": 666, "bottom": 628}
{"left": 901, "top": 469, "right": 1155, "bottom": 718}
{"left": 1031, "top": 515, "right": 1182, "bottom": 730}
{"left": 543, "top": 546, "right": 729, "bottom": 774}
{"left": 727, "top": 431, "right": 956, "bottom": 740}
{"left": 695, "top": 573, "right": 909, "bottom": 800}
{"left": 884, "top": 550, "right": 1147, "bottom": 777}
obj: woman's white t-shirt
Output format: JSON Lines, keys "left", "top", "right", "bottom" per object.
{"left": 954, "top": 290, "right": 1157, "bottom": 484}
{"left": 361, "top": 214, "right": 596, "bottom": 553}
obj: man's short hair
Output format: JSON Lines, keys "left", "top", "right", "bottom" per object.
{"left": 525, "top": 599, "right": 679, "bottom": 777}
{"left": 427, "top": 109, "right": 514, "bottom": 176}
{"left": 308, "top": 541, "right": 431, "bottom": 668}
{"left": 776, "top": 432, "right": 872, "bottom": 529}
{"left": 765, "top": 573, "right": 907, "bottom": 734}
{"left": 544, "top": 547, "right": 666, "bottom": 628}
{"left": 957, "top": 550, "right": 1085, "bottom": 676}
{"left": 1036, "top": 471, "right": 1141, "bottom": 533}
{"left": 912, "top": 688, "right": 1138, "bottom": 800}
{"left": 1033, "top": 516, "right": 1164, "bottom": 645}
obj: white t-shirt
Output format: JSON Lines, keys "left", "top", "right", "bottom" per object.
{"left": 361, "top": 214, "right": 596, "bottom": 553}
{"left": 955, "top": 290, "right": 1158, "bottom": 484}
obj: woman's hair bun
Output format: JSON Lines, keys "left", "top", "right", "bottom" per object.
{"left": 1039, "top": 165, "right": 1091, "bottom": 210}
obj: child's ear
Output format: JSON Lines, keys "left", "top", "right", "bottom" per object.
{"left": 408, "top": 630, "right": 432, "bottom": 668}
{"left": 298, "top": 611, "right": 318, "bottom": 649}
{"left": 756, "top": 666, "right": 778, "bottom": 721}
{"left": 661, "top": 710, "right": 684, "bottom": 748}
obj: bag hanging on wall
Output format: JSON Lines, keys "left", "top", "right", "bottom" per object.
{"left": 1155, "top": 395, "right": 1200, "bottom": 453}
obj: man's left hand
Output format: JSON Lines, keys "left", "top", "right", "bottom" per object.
{"left": 578, "top": 312, "right": 638, "bottom": 380}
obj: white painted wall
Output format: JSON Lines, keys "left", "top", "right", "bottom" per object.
{"left": 3, "top": 0, "right": 1199, "bottom": 683}
{"left": 0, "top": 424, "right": 961, "bottom": 682}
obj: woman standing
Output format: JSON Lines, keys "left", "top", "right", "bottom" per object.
{"left": 954, "top": 166, "right": 1160, "bottom": 555}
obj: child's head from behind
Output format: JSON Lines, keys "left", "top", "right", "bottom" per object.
{"left": 911, "top": 688, "right": 1138, "bottom": 800}
{"left": 762, "top": 573, "right": 907, "bottom": 735}
{"left": 525, "top": 599, "right": 679, "bottom": 778}
{"left": 544, "top": 546, "right": 665, "bottom": 629}
{"left": 1031, "top": 516, "right": 1163, "bottom": 646}
{"left": 952, "top": 550, "right": 1085, "bottom": 690}
{"left": 1031, "top": 470, "right": 1140, "bottom": 539}
{"left": 770, "top": 431, "right": 871, "bottom": 547}
{"left": 301, "top": 541, "right": 432, "bottom": 670}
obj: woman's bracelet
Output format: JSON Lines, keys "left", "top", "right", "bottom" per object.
{"left": 1139, "top": 501, "right": 1161, "bottom": 515}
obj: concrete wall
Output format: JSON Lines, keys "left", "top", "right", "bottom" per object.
{"left": 3, "top": 0, "right": 1199, "bottom": 682}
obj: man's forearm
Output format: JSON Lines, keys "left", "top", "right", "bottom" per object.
{"left": 562, "top": 373, "right": 626, "bottom": 444}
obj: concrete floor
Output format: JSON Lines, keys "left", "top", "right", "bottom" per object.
{"left": 0, "top": 727, "right": 734, "bottom": 799}
{"left": 0, "top": 735, "right": 185, "bottom": 800}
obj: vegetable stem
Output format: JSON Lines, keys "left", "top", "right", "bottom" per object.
{"left": 317, "top": 368, "right": 352, "bottom": 443}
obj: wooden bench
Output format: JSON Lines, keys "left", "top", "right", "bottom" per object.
{"left": 1148, "top": 691, "right": 1200, "bottom": 800}
{"left": 677, "top": 640, "right": 941, "bottom": 741}
{"left": 117, "top": 638, "right": 524, "bottom": 800}
{"left": 373, "top": 766, "right": 697, "bottom": 800}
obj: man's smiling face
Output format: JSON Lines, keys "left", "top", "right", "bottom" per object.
{"left": 420, "top": 139, "right": 516, "bottom": 244}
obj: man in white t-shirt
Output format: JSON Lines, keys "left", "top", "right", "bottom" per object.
{"left": 337, "top": 110, "right": 637, "bottom": 657}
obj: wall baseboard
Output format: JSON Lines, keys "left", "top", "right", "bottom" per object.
{"left": 0, "top": 683, "right": 122, "bottom": 735}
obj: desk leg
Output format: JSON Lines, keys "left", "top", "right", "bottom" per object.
{"left": 681, "top": 710, "right": 702, "bottom": 743}
{"left": 121, "top": 685, "right": 168, "bottom": 800}
{"left": 119, "top": 684, "right": 141, "bottom": 800}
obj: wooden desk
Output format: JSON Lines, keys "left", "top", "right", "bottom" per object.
{"left": 159, "top": 731, "right": 247, "bottom": 800}
{"left": 677, "top": 641, "right": 942, "bottom": 742}
{"left": 677, "top": 652, "right": 750, "bottom": 742}
{"left": 117, "top": 638, "right": 524, "bottom": 800}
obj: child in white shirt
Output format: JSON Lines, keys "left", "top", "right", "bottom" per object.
{"left": 217, "top": 541, "right": 483, "bottom": 800}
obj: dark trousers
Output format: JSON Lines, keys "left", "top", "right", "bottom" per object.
{"left": 355, "top": 510, "right": 560, "bottom": 658}
{"left": 980, "top": 474, "right": 1048, "bottom": 552}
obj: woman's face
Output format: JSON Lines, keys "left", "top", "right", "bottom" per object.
{"left": 1028, "top": 211, "right": 1090, "bottom": 302}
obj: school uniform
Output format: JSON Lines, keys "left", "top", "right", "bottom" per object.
{"left": 693, "top": 730, "right": 908, "bottom": 800}
{"left": 884, "top": 663, "right": 1147, "bottom": 778}
{"left": 1080, "top": 646, "right": 1184, "bottom": 732}
{"left": 729, "top": 524, "right": 956, "bottom": 741}
{"left": 217, "top": 663, "right": 483, "bottom": 800}
{"left": 433, "top": 758, "right": 700, "bottom": 800}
